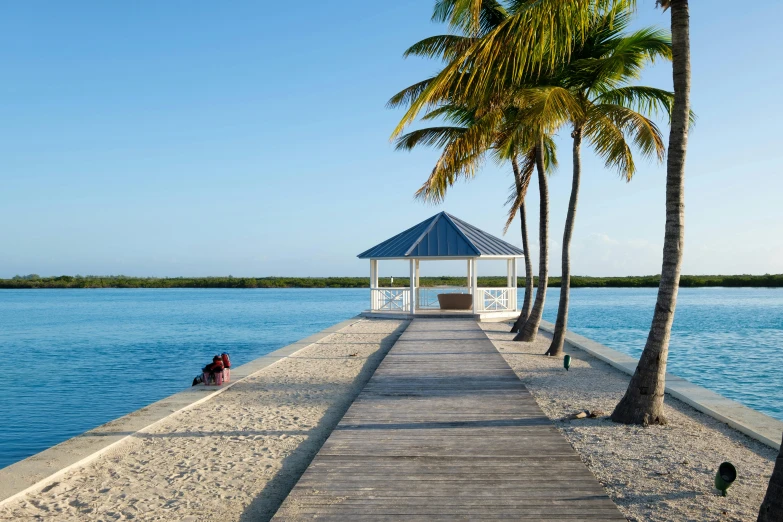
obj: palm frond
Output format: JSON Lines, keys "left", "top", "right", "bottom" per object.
{"left": 574, "top": 27, "right": 671, "bottom": 89}
{"left": 395, "top": 127, "right": 468, "bottom": 151}
{"left": 414, "top": 106, "right": 504, "bottom": 203}
{"left": 585, "top": 101, "right": 669, "bottom": 180}
{"left": 596, "top": 86, "right": 673, "bottom": 118}
{"left": 415, "top": 149, "right": 485, "bottom": 203}
{"left": 542, "top": 134, "right": 559, "bottom": 173}
{"left": 432, "top": 0, "right": 508, "bottom": 36}
{"left": 503, "top": 147, "right": 536, "bottom": 233}
{"left": 391, "top": 0, "right": 635, "bottom": 137}
{"left": 421, "top": 104, "right": 477, "bottom": 127}
{"left": 594, "top": 103, "right": 666, "bottom": 164}
{"left": 502, "top": 136, "right": 557, "bottom": 233}
{"left": 511, "top": 86, "right": 584, "bottom": 134}
{"left": 387, "top": 78, "right": 434, "bottom": 110}
{"left": 403, "top": 35, "right": 475, "bottom": 61}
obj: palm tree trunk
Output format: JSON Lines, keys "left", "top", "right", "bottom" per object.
{"left": 511, "top": 201, "right": 534, "bottom": 332}
{"left": 510, "top": 158, "right": 534, "bottom": 333}
{"left": 758, "top": 434, "right": 783, "bottom": 521}
{"left": 546, "top": 126, "right": 582, "bottom": 356}
{"left": 611, "top": 0, "right": 690, "bottom": 425}
{"left": 514, "top": 139, "right": 548, "bottom": 342}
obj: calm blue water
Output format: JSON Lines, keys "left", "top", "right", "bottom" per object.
{"left": 541, "top": 287, "right": 783, "bottom": 423}
{"left": 0, "top": 289, "right": 367, "bottom": 470}
{"left": 0, "top": 287, "right": 781, "bottom": 470}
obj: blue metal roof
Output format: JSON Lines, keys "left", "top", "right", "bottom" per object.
{"left": 357, "top": 212, "right": 523, "bottom": 259}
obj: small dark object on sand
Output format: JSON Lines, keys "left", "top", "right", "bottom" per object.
{"left": 570, "top": 410, "right": 605, "bottom": 420}
{"left": 715, "top": 462, "right": 737, "bottom": 496}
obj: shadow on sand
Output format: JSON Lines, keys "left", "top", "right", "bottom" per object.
{"left": 237, "top": 320, "right": 409, "bottom": 522}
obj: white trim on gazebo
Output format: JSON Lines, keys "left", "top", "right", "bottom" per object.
{"left": 367, "top": 256, "right": 519, "bottom": 314}
{"left": 359, "top": 212, "right": 523, "bottom": 318}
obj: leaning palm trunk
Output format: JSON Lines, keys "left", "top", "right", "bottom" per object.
{"left": 514, "top": 140, "right": 548, "bottom": 342}
{"left": 758, "top": 433, "right": 783, "bottom": 521}
{"left": 510, "top": 201, "right": 534, "bottom": 332}
{"left": 510, "top": 156, "right": 534, "bottom": 333}
{"left": 546, "top": 126, "right": 583, "bottom": 356}
{"left": 611, "top": 0, "right": 690, "bottom": 425}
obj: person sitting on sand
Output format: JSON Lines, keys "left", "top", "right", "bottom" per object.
{"left": 202, "top": 355, "right": 224, "bottom": 385}
{"left": 209, "top": 355, "right": 224, "bottom": 385}
{"left": 221, "top": 352, "right": 231, "bottom": 382}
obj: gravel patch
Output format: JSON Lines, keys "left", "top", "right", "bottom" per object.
{"left": 480, "top": 322, "right": 776, "bottom": 522}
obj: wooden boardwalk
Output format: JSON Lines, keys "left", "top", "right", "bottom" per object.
{"left": 273, "top": 319, "right": 624, "bottom": 520}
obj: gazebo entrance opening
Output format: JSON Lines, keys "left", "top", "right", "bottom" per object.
{"left": 358, "top": 212, "right": 523, "bottom": 319}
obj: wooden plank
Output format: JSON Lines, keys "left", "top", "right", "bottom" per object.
{"left": 272, "top": 319, "right": 623, "bottom": 521}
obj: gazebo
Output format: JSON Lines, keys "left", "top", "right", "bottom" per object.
{"left": 358, "top": 212, "right": 523, "bottom": 320}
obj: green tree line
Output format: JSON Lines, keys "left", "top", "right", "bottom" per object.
{"left": 2, "top": 274, "right": 782, "bottom": 289}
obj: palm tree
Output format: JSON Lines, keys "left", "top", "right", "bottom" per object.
{"left": 499, "top": 129, "right": 557, "bottom": 331}
{"left": 513, "top": 136, "right": 550, "bottom": 341}
{"left": 503, "top": 13, "right": 669, "bottom": 345}
{"left": 758, "top": 434, "right": 783, "bottom": 520}
{"left": 391, "top": 0, "right": 638, "bottom": 139}
{"left": 610, "top": 0, "right": 691, "bottom": 426}
{"left": 390, "top": 1, "right": 544, "bottom": 319}
{"left": 539, "top": 9, "right": 673, "bottom": 355}
{"left": 396, "top": 0, "right": 694, "bottom": 427}
{"left": 506, "top": 153, "right": 537, "bottom": 332}
{"left": 427, "top": 0, "right": 690, "bottom": 429}
{"left": 391, "top": 1, "right": 639, "bottom": 344}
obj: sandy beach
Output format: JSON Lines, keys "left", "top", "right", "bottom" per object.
{"left": 1, "top": 317, "right": 776, "bottom": 521}
{"left": 480, "top": 322, "right": 777, "bottom": 522}
{"left": 0, "top": 318, "right": 406, "bottom": 521}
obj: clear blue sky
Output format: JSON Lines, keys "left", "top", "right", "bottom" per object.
{"left": 1, "top": 1, "right": 781, "bottom": 278}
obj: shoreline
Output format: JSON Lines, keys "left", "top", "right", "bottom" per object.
{"left": 0, "top": 317, "right": 778, "bottom": 520}
{"left": 3, "top": 274, "right": 783, "bottom": 289}
{"left": 536, "top": 320, "right": 783, "bottom": 450}
{"left": 0, "top": 316, "right": 365, "bottom": 508}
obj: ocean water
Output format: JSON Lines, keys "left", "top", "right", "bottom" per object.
{"left": 0, "top": 289, "right": 367, "bottom": 470}
{"left": 542, "top": 287, "right": 783, "bottom": 424}
{"left": 0, "top": 287, "right": 781, "bottom": 470}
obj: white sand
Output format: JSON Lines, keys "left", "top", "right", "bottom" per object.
{"left": 480, "top": 322, "right": 776, "bottom": 522}
{"left": 0, "top": 318, "right": 406, "bottom": 522}
{"left": 4, "top": 317, "right": 774, "bottom": 521}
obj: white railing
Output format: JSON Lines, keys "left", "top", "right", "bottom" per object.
{"left": 371, "top": 287, "right": 410, "bottom": 311}
{"left": 476, "top": 287, "right": 517, "bottom": 312}
{"left": 370, "top": 286, "right": 517, "bottom": 313}
{"left": 416, "top": 286, "right": 470, "bottom": 310}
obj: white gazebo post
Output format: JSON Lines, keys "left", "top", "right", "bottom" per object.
{"left": 415, "top": 259, "right": 421, "bottom": 310}
{"left": 471, "top": 258, "right": 479, "bottom": 313}
{"left": 409, "top": 259, "right": 416, "bottom": 313}
{"left": 507, "top": 257, "right": 517, "bottom": 310}
{"left": 512, "top": 257, "right": 518, "bottom": 310}
{"left": 507, "top": 259, "right": 513, "bottom": 288}
{"left": 370, "top": 259, "right": 378, "bottom": 310}
{"left": 466, "top": 259, "right": 472, "bottom": 293}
